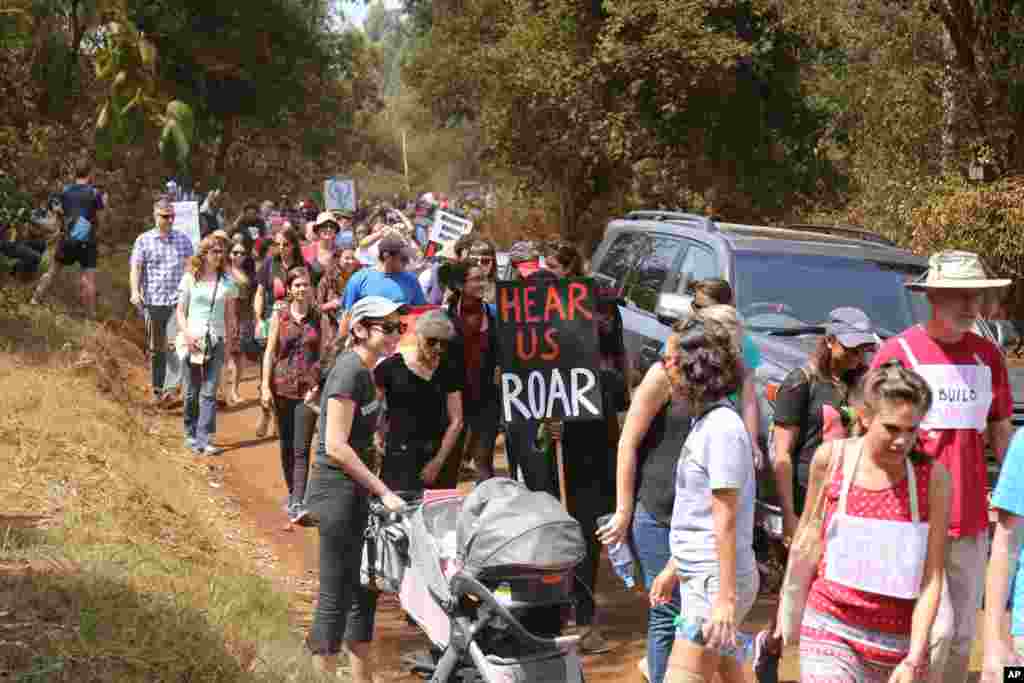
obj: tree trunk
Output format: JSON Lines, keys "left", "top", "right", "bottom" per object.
{"left": 214, "top": 116, "right": 236, "bottom": 184}
{"left": 940, "top": 29, "right": 958, "bottom": 171}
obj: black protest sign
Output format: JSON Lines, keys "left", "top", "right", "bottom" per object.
{"left": 496, "top": 277, "right": 604, "bottom": 423}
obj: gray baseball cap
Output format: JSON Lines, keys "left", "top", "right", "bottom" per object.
{"left": 827, "top": 307, "right": 880, "bottom": 348}
{"left": 349, "top": 296, "right": 407, "bottom": 328}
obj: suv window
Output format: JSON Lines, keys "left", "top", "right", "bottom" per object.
{"left": 676, "top": 242, "right": 719, "bottom": 292}
{"left": 596, "top": 231, "right": 646, "bottom": 289}
{"left": 625, "top": 236, "right": 684, "bottom": 312}
{"left": 733, "top": 252, "right": 927, "bottom": 337}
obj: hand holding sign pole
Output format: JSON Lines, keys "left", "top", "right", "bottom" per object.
{"left": 495, "top": 277, "right": 604, "bottom": 506}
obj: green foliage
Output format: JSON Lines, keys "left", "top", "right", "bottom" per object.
{"left": 403, "top": 0, "right": 844, "bottom": 239}
{"left": 0, "top": 172, "right": 36, "bottom": 232}
{"left": 909, "top": 176, "right": 1024, "bottom": 280}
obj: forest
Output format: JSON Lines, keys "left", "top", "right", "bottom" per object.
{"left": 3, "top": 0, "right": 1024, "bottom": 297}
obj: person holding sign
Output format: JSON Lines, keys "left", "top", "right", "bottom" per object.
{"left": 436, "top": 261, "right": 501, "bottom": 486}
{"left": 543, "top": 246, "right": 629, "bottom": 655}
{"left": 649, "top": 317, "right": 758, "bottom": 683}
{"left": 870, "top": 250, "right": 1014, "bottom": 683}
{"left": 794, "top": 362, "right": 950, "bottom": 683}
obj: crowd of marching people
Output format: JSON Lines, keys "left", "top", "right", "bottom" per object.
{"left": 14, "top": 161, "right": 1024, "bottom": 683}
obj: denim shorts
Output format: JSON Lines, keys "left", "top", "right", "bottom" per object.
{"left": 674, "top": 570, "right": 759, "bottom": 657}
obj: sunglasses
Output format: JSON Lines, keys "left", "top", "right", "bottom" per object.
{"left": 371, "top": 321, "right": 407, "bottom": 336}
{"left": 424, "top": 338, "right": 449, "bottom": 349}
{"left": 230, "top": 250, "right": 246, "bottom": 257}
{"left": 471, "top": 255, "right": 495, "bottom": 265}
{"left": 210, "top": 248, "right": 225, "bottom": 254}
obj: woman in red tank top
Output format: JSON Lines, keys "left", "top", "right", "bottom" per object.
{"left": 796, "top": 361, "right": 952, "bottom": 683}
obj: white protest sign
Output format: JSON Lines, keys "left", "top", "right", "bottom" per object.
{"left": 915, "top": 363, "right": 993, "bottom": 431}
{"left": 429, "top": 210, "right": 473, "bottom": 245}
{"left": 825, "top": 515, "right": 928, "bottom": 599}
{"left": 172, "top": 201, "right": 201, "bottom": 249}
{"left": 324, "top": 177, "right": 357, "bottom": 212}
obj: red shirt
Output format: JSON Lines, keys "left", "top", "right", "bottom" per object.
{"left": 871, "top": 325, "right": 1011, "bottom": 537}
{"left": 807, "top": 459, "right": 933, "bottom": 664}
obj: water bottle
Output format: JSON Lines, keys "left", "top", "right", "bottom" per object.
{"left": 730, "top": 632, "right": 756, "bottom": 664}
{"left": 597, "top": 513, "right": 636, "bottom": 589}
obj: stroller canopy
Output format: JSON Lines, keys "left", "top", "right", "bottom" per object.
{"left": 456, "top": 478, "right": 585, "bottom": 576}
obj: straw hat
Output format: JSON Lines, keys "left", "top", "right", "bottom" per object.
{"left": 906, "top": 250, "right": 1011, "bottom": 290}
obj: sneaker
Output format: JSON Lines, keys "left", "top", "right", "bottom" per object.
{"left": 289, "top": 503, "right": 310, "bottom": 525}
{"left": 753, "top": 630, "right": 780, "bottom": 683}
{"left": 579, "top": 629, "right": 612, "bottom": 655}
{"left": 198, "top": 445, "right": 223, "bottom": 457}
{"left": 637, "top": 657, "right": 649, "bottom": 682}
{"left": 184, "top": 437, "right": 197, "bottom": 451}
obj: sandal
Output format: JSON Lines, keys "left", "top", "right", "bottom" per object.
{"left": 255, "top": 407, "right": 272, "bottom": 438}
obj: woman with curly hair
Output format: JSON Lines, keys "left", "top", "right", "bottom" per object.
{"left": 176, "top": 234, "right": 238, "bottom": 456}
{"left": 649, "top": 315, "right": 758, "bottom": 683}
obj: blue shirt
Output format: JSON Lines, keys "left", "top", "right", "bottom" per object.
{"left": 341, "top": 268, "right": 427, "bottom": 309}
{"left": 992, "top": 427, "right": 1024, "bottom": 635}
{"left": 335, "top": 230, "right": 354, "bottom": 250}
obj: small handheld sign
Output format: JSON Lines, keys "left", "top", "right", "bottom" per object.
{"left": 495, "top": 277, "right": 604, "bottom": 423}
{"left": 172, "top": 201, "right": 201, "bottom": 249}
{"left": 324, "top": 177, "right": 357, "bottom": 213}
{"left": 429, "top": 210, "right": 473, "bottom": 246}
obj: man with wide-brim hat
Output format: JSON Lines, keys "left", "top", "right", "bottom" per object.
{"left": 871, "top": 250, "right": 1014, "bottom": 683}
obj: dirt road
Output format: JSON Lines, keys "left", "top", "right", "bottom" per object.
{"left": 200, "top": 374, "right": 986, "bottom": 682}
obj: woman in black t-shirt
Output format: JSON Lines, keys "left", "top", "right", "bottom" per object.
{"left": 304, "top": 296, "right": 407, "bottom": 680}
{"left": 374, "top": 309, "right": 464, "bottom": 492}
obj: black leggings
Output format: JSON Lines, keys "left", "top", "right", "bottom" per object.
{"left": 272, "top": 395, "right": 316, "bottom": 502}
{"left": 305, "top": 468, "right": 377, "bottom": 653}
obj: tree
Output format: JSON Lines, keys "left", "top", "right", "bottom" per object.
{"left": 403, "top": 0, "right": 844, "bottom": 242}
{"left": 364, "top": 0, "right": 390, "bottom": 42}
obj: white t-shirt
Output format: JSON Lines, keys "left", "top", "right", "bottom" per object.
{"left": 669, "top": 404, "right": 756, "bottom": 579}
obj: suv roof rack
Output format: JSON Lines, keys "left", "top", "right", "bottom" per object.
{"left": 625, "top": 210, "right": 717, "bottom": 232}
{"left": 783, "top": 223, "right": 898, "bottom": 248}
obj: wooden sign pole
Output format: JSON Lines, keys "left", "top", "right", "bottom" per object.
{"left": 555, "top": 438, "right": 568, "bottom": 508}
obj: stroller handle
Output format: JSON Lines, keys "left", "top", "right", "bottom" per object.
{"left": 368, "top": 491, "right": 421, "bottom": 523}
{"left": 449, "top": 573, "right": 577, "bottom": 653}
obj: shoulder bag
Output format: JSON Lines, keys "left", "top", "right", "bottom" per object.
{"left": 776, "top": 437, "right": 846, "bottom": 645}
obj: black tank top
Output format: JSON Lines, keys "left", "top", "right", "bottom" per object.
{"left": 636, "top": 397, "right": 692, "bottom": 526}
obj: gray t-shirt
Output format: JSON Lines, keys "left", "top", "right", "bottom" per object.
{"left": 669, "top": 404, "right": 756, "bottom": 579}
{"left": 316, "top": 351, "right": 382, "bottom": 470}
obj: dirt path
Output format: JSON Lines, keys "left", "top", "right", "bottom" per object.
{"left": 192, "top": 370, "right": 990, "bottom": 682}
{"left": 191, "top": 372, "right": 802, "bottom": 682}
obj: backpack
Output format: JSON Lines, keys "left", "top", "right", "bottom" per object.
{"left": 62, "top": 184, "right": 100, "bottom": 244}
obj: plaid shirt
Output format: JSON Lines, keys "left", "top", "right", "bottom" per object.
{"left": 130, "top": 228, "right": 194, "bottom": 306}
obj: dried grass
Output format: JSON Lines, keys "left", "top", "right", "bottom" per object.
{"left": 0, "top": 286, "right": 337, "bottom": 680}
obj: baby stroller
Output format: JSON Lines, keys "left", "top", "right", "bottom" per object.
{"left": 369, "top": 478, "right": 588, "bottom": 682}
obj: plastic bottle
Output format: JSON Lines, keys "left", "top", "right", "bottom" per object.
{"left": 596, "top": 513, "right": 636, "bottom": 589}
{"left": 730, "top": 632, "right": 756, "bottom": 664}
